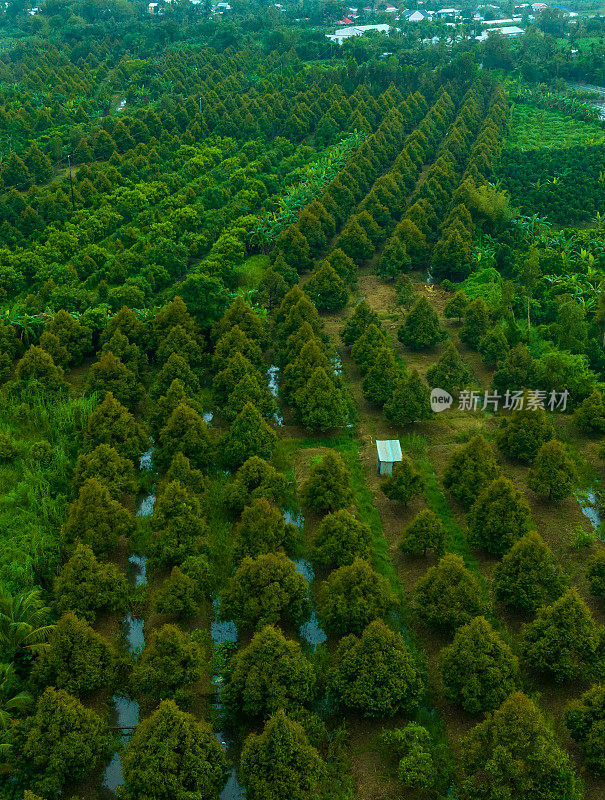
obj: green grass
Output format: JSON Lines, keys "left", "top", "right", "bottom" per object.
{"left": 400, "top": 433, "right": 484, "bottom": 582}
{"left": 235, "top": 254, "right": 270, "bottom": 291}
{"left": 505, "top": 104, "right": 605, "bottom": 151}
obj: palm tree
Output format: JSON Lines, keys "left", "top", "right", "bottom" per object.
{"left": 0, "top": 663, "right": 33, "bottom": 732}
{"left": 0, "top": 589, "right": 54, "bottom": 666}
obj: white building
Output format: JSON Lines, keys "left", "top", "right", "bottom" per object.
{"left": 476, "top": 24, "right": 524, "bottom": 39}
{"left": 327, "top": 24, "right": 392, "bottom": 45}
{"left": 404, "top": 9, "right": 432, "bottom": 20}
{"left": 376, "top": 440, "right": 403, "bottom": 476}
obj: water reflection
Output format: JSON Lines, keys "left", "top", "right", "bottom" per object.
{"left": 128, "top": 554, "right": 147, "bottom": 587}
{"left": 136, "top": 493, "right": 156, "bottom": 518}
{"left": 577, "top": 488, "right": 603, "bottom": 539}
{"left": 124, "top": 613, "right": 144, "bottom": 654}
{"left": 210, "top": 599, "right": 245, "bottom": 799}
{"left": 267, "top": 365, "right": 279, "bottom": 398}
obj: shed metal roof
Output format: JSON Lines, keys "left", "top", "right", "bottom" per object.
{"left": 376, "top": 440, "right": 402, "bottom": 463}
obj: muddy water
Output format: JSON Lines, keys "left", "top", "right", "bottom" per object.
{"left": 210, "top": 598, "right": 246, "bottom": 800}
{"left": 576, "top": 488, "right": 603, "bottom": 540}
{"left": 285, "top": 511, "right": 328, "bottom": 649}
{"left": 103, "top": 452, "right": 155, "bottom": 793}
{"left": 267, "top": 365, "right": 284, "bottom": 426}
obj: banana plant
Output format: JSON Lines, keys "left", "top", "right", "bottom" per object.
{"left": 0, "top": 663, "right": 33, "bottom": 732}
{"left": 0, "top": 589, "right": 55, "bottom": 665}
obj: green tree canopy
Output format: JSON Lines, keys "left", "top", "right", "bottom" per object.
{"left": 361, "top": 346, "right": 400, "bottom": 407}
{"left": 132, "top": 624, "right": 205, "bottom": 705}
{"left": 460, "top": 297, "right": 490, "bottom": 350}
{"left": 380, "top": 723, "right": 443, "bottom": 792}
{"left": 440, "top": 616, "right": 520, "bottom": 714}
{"left": 460, "top": 692, "right": 583, "bottom": 800}
{"left": 341, "top": 300, "right": 381, "bottom": 346}
{"left": 443, "top": 290, "right": 468, "bottom": 322}
{"left": 225, "top": 625, "right": 315, "bottom": 719}
{"left": 14, "top": 346, "right": 67, "bottom": 394}
{"left": 62, "top": 477, "right": 135, "bottom": 558}
{"left": 398, "top": 296, "right": 446, "bottom": 351}
{"left": 443, "top": 434, "right": 500, "bottom": 509}
{"left": 214, "top": 294, "right": 265, "bottom": 344}
{"left": 311, "top": 509, "right": 372, "bottom": 570}
{"left": 221, "top": 552, "right": 309, "bottom": 631}
{"left": 224, "top": 373, "right": 275, "bottom": 423}
{"left": 224, "top": 456, "right": 293, "bottom": 517}
{"left": 384, "top": 369, "right": 433, "bottom": 426}
{"left": 378, "top": 236, "right": 411, "bottom": 279}
{"left": 520, "top": 589, "right": 603, "bottom": 682}
{"left": 53, "top": 542, "right": 128, "bottom": 623}
{"left": 73, "top": 443, "right": 138, "bottom": 499}
{"left": 492, "top": 343, "right": 537, "bottom": 396}
{"left": 300, "top": 451, "right": 352, "bottom": 514}
{"left": 9, "top": 687, "right": 113, "bottom": 799}
{"left": 158, "top": 402, "right": 212, "bottom": 471}
{"left": 587, "top": 549, "right": 605, "bottom": 601}
{"left": 479, "top": 327, "right": 510, "bottom": 367}
{"left": 212, "top": 325, "right": 264, "bottom": 373}
{"left": 528, "top": 440, "right": 577, "bottom": 502}
{"left": 565, "top": 684, "right": 605, "bottom": 776}
{"left": 399, "top": 508, "right": 446, "bottom": 557}
{"left": 350, "top": 323, "right": 387, "bottom": 375}
{"left": 413, "top": 554, "right": 487, "bottom": 633}
{"left": 380, "top": 455, "right": 423, "bottom": 506}
{"left": 317, "top": 558, "right": 396, "bottom": 636}
{"left": 468, "top": 476, "right": 532, "bottom": 555}
{"left": 495, "top": 405, "right": 554, "bottom": 464}
{"left": 240, "top": 710, "right": 325, "bottom": 800}
{"left": 163, "top": 452, "right": 207, "bottom": 497}
{"left": 119, "top": 699, "right": 227, "bottom": 800}
{"left": 31, "top": 612, "right": 117, "bottom": 697}
{"left": 295, "top": 367, "right": 349, "bottom": 432}
{"left": 82, "top": 391, "right": 147, "bottom": 461}
{"left": 85, "top": 351, "right": 143, "bottom": 409}
{"left": 303, "top": 262, "right": 348, "bottom": 311}
{"left": 44, "top": 310, "right": 92, "bottom": 366}
{"left": 575, "top": 389, "right": 605, "bottom": 434}
{"left": 494, "top": 531, "right": 567, "bottom": 612}
{"left": 153, "top": 566, "right": 200, "bottom": 619}
{"left": 233, "top": 498, "right": 297, "bottom": 561}
{"left": 329, "top": 619, "right": 424, "bottom": 717}
{"left": 426, "top": 340, "right": 473, "bottom": 396}
{"left": 222, "top": 402, "right": 277, "bottom": 469}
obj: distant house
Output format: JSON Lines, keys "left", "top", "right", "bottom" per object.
{"left": 327, "top": 23, "right": 392, "bottom": 45}
{"left": 148, "top": 2, "right": 159, "bottom": 12}
{"left": 404, "top": 9, "right": 431, "bottom": 20}
{"left": 337, "top": 17, "right": 355, "bottom": 24}
{"left": 376, "top": 440, "right": 403, "bottom": 476}
{"left": 476, "top": 24, "right": 524, "bottom": 39}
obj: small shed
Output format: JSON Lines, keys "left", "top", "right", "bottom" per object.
{"left": 376, "top": 439, "right": 402, "bottom": 476}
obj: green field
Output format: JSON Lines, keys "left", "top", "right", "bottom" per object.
{"left": 505, "top": 104, "right": 605, "bottom": 151}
